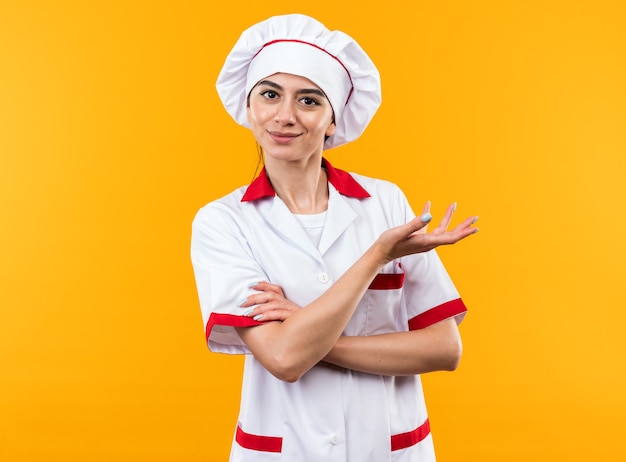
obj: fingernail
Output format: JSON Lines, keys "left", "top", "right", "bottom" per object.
{"left": 242, "top": 308, "right": 254, "bottom": 316}
{"left": 238, "top": 299, "right": 248, "bottom": 307}
{"left": 472, "top": 216, "right": 479, "bottom": 224}
{"left": 248, "top": 282, "right": 260, "bottom": 288}
{"left": 473, "top": 228, "right": 479, "bottom": 234}
{"left": 421, "top": 212, "right": 432, "bottom": 223}
{"left": 253, "top": 314, "right": 263, "bottom": 321}
{"left": 452, "top": 202, "right": 457, "bottom": 212}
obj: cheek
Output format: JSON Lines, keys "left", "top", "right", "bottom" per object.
{"left": 247, "top": 108, "right": 263, "bottom": 128}
{"left": 248, "top": 105, "right": 273, "bottom": 127}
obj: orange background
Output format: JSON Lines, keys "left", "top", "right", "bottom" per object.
{"left": 1, "top": 1, "right": 625, "bottom": 460}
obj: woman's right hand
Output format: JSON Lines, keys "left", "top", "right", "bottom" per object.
{"left": 240, "top": 281, "right": 302, "bottom": 322}
{"left": 375, "top": 202, "right": 478, "bottom": 263}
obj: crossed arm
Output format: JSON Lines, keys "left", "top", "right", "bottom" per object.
{"left": 235, "top": 203, "right": 477, "bottom": 382}
{"left": 239, "top": 282, "right": 463, "bottom": 377}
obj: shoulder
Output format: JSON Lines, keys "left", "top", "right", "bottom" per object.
{"left": 348, "top": 171, "right": 409, "bottom": 203}
{"left": 192, "top": 185, "right": 249, "bottom": 231}
{"left": 342, "top": 169, "right": 403, "bottom": 193}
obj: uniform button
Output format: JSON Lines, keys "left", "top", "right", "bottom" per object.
{"left": 318, "top": 272, "right": 330, "bottom": 283}
{"left": 329, "top": 433, "right": 344, "bottom": 445}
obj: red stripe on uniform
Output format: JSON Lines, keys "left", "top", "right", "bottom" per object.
{"left": 391, "top": 419, "right": 430, "bottom": 451}
{"left": 205, "top": 312, "right": 263, "bottom": 341}
{"left": 235, "top": 421, "right": 430, "bottom": 453}
{"left": 236, "top": 425, "right": 283, "bottom": 453}
{"left": 368, "top": 273, "right": 405, "bottom": 290}
{"left": 408, "top": 298, "right": 467, "bottom": 330}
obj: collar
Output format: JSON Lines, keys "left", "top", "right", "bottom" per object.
{"left": 241, "top": 158, "right": 370, "bottom": 202}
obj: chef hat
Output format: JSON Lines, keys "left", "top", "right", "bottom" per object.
{"left": 216, "top": 14, "right": 381, "bottom": 149}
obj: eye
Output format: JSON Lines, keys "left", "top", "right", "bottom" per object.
{"left": 300, "top": 96, "right": 320, "bottom": 106}
{"left": 260, "top": 90, "right": 279, "bottom": 99}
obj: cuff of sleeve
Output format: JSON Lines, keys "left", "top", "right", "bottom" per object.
{"left": 408, "top": 298, "right": 467, "bottom": 330}
{"left": 205, "top": 312, "right": 263, "bottom": 342}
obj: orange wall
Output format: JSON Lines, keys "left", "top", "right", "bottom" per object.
{"left": 1, "top": 1, "right": 625, "bottom": 460}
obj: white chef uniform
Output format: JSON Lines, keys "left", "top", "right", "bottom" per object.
{"left": 191, "top": 158, "right": 467, "bottom": 461}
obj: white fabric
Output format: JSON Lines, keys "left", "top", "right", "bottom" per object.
{"left": 191, "top": 171, "right": 465, "bottom": 461}
{"left": 216, "top": 13, "right": 381, "bottom": 149}
{"left": 293, "top": 211, "right": 327, "bottom": 247}
{"left": 246, "top": 41, "right": 352, "bottom": 125}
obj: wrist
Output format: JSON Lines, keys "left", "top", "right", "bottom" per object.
{"left": 325, "top": 336, "right": 346, "bottom": 363}
{"left": 368, "top": 240, "right": 393, "bottom": 268}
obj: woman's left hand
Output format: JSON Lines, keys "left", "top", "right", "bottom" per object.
{"left": 240, "top": 282, "right": 301, "bottom": 322}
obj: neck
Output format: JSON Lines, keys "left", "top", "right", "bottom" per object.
{"left": 264, "top": 155, "right": 329, "bottom": 214}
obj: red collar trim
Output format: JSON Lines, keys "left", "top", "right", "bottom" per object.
{"left": 241, "top": 158, "right": 370, "bottom": 202}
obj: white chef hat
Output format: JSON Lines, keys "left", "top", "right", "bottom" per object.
{"left": 216, "top": 14, "right": 381, "bottom": 149}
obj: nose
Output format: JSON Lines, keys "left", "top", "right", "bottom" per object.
{"left": 274, "top": 100, "right": 296, "bottom": 124}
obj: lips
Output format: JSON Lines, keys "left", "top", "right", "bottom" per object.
{"left": 268, "top": 131, "right": 301, "bottom": 144}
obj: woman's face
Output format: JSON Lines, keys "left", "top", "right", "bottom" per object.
{"left": 247, "top": 73, "right": 336, "bottom": 162}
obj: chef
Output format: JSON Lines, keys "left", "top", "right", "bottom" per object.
{"left": 191, "top": 13, "right": 478, "bottom": 461}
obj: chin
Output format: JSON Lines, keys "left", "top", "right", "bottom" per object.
{"left": 262, "top": 144, "right": 324, "bottom": 163}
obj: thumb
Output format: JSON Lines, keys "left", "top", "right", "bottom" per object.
{"left": 405, "top": 212, "right": 433, "bottom": 235}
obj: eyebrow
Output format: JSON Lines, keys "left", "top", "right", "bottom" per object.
{"left": 256, "top": 80, "right": 327, "bottom": 98}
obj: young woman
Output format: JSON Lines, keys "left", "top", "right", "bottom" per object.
{"left": 191, "top": 14, "right": 479, "bottom": 461}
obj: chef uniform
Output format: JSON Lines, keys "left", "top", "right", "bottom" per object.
{"left": 191, "top": 14, "right": 468, "bottom": 462}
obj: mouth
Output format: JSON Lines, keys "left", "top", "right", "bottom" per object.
{"left": 268, "top": 131, "right": 301, "bottom": 144}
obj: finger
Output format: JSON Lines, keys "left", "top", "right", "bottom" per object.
{"left": 405, "top": 212, "right": 433, "bottom": 236}
{"left": 254, "top": 281, "right": 286, "bottom": 296}
{"left": 254, "top": 300, "right": 300, "bottom": 315}
{"left": 248, "top": 281, "right": 288, "bottom": 298}
{"left": 435, "top": 220, "right": 479, "bottom": 245}
{"left": 249, "top": 302, "right": 301, "bottom": 320}
{"left": 406, "top": 216, "right": 478, "bottom": 249}
{"left": 242, "top": 282, "right": 287, "bottom": 308}
{"left": 419, "top": 201, "right": 432, "bottom": 233}
{"left": 450, "top": 215, "right": 479, "bottom": 232}
{"left": 239, "top": 291, "right": 275, "bottom": 308}
{"left": 243, "top": 295, "right": 301, "bottom": 314}
{"left": 247, "top": 281, "right": 270, "bottom": 291}
{"left": 252, "top": 309, "right": 296, "bottom": 322}
{"left": 438, "top": 215, "right": 479, "bottom": 241}
{"left": 239, "top": 298, "right": 255, "bottom": 309}
{"left": 433, "top": 202, "right": 457, "bottom": 233}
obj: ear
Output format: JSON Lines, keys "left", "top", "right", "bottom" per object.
{"left": 325, "top": 120, "right": 336, "bottom": 137}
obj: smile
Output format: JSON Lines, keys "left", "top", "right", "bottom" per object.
{"left": 268, "top": 131, "right": 301, "bottom": 144}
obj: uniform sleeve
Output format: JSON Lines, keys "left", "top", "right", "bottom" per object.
{"left": 400, "top": 250, "right": 467, "bottom": 330}
{"left": 190, "top": 203, "right": 267, "bottom": 354}
{"left": 394, "top": 188, "right": 468, "bottom": 330}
